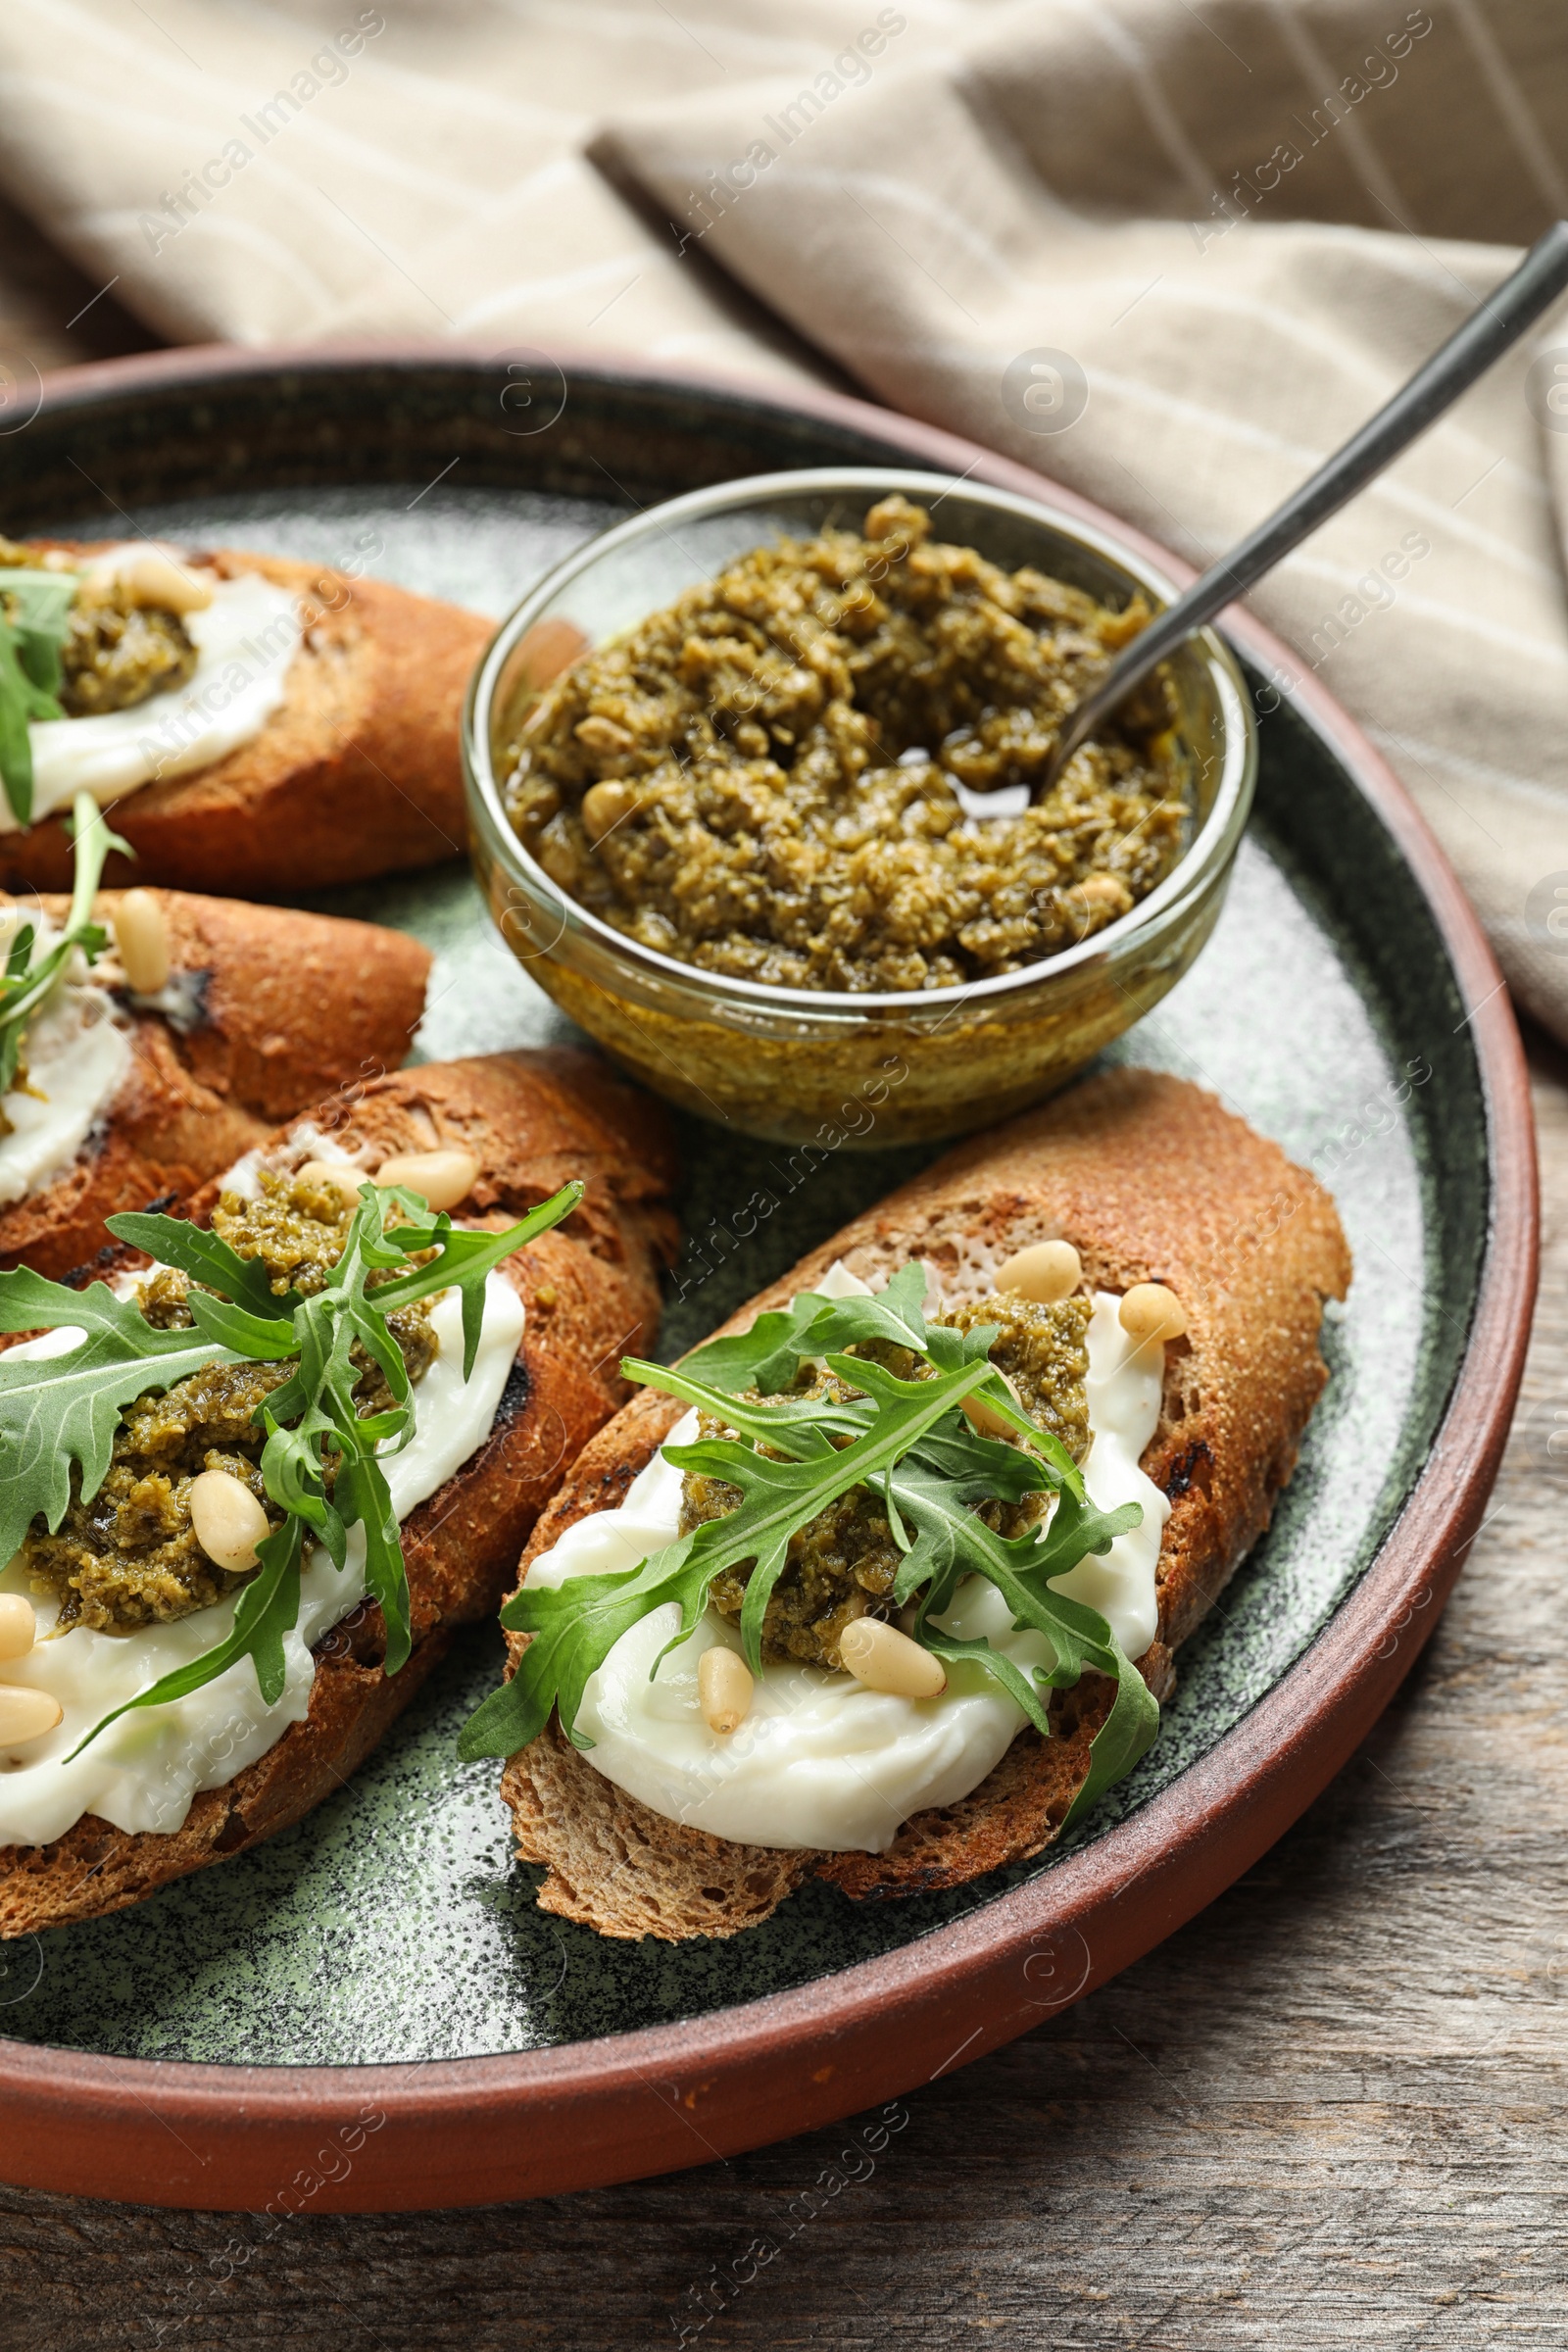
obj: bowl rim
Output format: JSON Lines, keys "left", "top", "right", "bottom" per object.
{"left": 0, "top": 342, "right": 1534, "bottom": 2218}
{"left": 464, "top": 465, "right": 1258, "bottom": 1016}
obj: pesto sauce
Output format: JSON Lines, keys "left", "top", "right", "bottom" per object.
{"left": 24, "top": 1174, "right": 435, "bottom": 1635}
{"left": 503, "top": 498, "right": 1185, "bottom": 994}
{"left": 683, "top": 1292, "right": 1091, "bottom": 1669}
{"left": 0, "top": 537, "right": 196, "bottom": 718}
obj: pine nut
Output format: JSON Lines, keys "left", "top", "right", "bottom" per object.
{"left": 189, "top": 1469, "right": 270, "bottom": 1575}
{"left": 118, "top": 549, "right": 214, "bottom": 613}
{"left": 0, "top": 1686, "right": 62, "bottom": 1746}
{"left": 698, "top": 1645, "right": 754, "bottom": 1735}
{"left": 0, "top": 1594, "right": 36, "bottom": 1662}
{"left": 961, "top": 1369, "right": 1025, "bottom": 1441}
{"left": 1118, "top": 1282, "right": 1187, "bottom": 1346}
{"left": 373, "top": 1148, "right": 479, "bottom": 1211}
{"left": 995, "top": 1239, "right": 1082, "bottom": 1304}
{"left": 1071, "top": 873, "right": 1134, "bottom": 913}
{"left": 839, "top": 1618, "right": 947, "bottom": 1696}
{"left": 296, "top": 1158, "right": 367, "bottom": 1206}
{"left": 581, "top": 780, "right": 638, "bottom": 844}
{"left": 113, "top": 889, "right": 171, "bottom": 995}
{"left": 575, "top": 713, "right": 635, "bottom": 759}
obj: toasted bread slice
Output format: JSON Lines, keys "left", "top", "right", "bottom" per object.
{"left": 0, "top": 1049, "right": 678, "bottom": 1936}
{"left": 0, "top": 890, "right": 431, "bottom": 1281}
{"left": 499, "top": 1068, "right": 1352, "bottom": 1941}
{"left": 0, "top": 550, "right": 491, "bottom": 895}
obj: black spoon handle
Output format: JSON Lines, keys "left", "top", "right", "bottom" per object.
{"left": 1048, "top": 217, "right": 1568, "bottom": 779}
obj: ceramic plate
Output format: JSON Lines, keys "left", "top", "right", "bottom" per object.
{"left": 0, "top": 352, "right": 1535, "bottom": 2210}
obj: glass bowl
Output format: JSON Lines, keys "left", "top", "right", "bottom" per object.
{"left": 463, "top": 468, "right": 1256, "bottom": 1147}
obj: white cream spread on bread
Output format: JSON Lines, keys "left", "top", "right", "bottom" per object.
{"left": 0, "top": 922, "right": 132, "bottom": 1206}
{"left": 1050, "top": 1295, "right": 1168, "bottom": 1656}
{"left": 0, "top": 1271, "right": 523, "bottom": 1845}
{"left": 217, "top": 1120, "right": 367, "bottom": 1204}
{"left": 526, "top": 1263, "right": 1170, "bottom": 1854}
{"left": 8, "top": 551, "right": 301, "bottom": 830}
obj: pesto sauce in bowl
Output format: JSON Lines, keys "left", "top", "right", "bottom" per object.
{"left": 502, "top": 498, "right": 1186, "bottom": 996}
{"left": 465, "top": 465, "right": 1255, "bottom": 1146}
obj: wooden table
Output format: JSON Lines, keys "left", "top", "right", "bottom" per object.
{"left": 1, "top": 219, "right": 1563, "bottom": 2351}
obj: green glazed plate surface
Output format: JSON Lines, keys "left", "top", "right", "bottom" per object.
{"left": 0, "top": 414, "right": 1484, "bottom": 2066}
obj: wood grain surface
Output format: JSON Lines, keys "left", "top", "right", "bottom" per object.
{"left": 0, "top": 234, "right": 1563, "bottom": 2352}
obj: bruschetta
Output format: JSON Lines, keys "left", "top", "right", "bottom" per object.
{"left": 0, "top": 850, "right": 433, "bottom": 1280}
{"left": 473, "top": 1068, "right": 1351, "bottom": 1941}
{"left": 0, "top": 537, "right": 491, "bottom": 893}
{"left": 0, "top": 1048, "right": 677, "bottom": 1936}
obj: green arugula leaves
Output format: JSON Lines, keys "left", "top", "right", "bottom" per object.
{"left": 462, "top": 1348, "right": 999, "bottom": 1761}
{"left": 0, "top": 564, "right": 78, "bottom": 825}
{"left": 680, "top": 1259, "right": 1083, "bottom": 1487}
{"left": 0, "top": 1271, "right": 249, "bottom": 1568}
{"left": 0, "top": 1175, "right": 584, "bottom": 1756}
{"left": 460, "top": 1268, "right": 1160, "bottom": 1829}
{"left": 0, "top": 793, "right": 126, "bottom": 1098}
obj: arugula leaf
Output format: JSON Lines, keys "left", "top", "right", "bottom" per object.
{"left": 647, "top": 1345, "right": 1147, "bottom": 1799}
{"left": 885, "top": 1462, "right": 1156, "bottom": 1819}
{"left": 365, "top": 1183, "right": 585, "bottom": 1376}
{"left": 0, "top": 566, "right": 77, "bottom": 823}
{"left": 0, "top": 794, "right": 128, "bottom": 1095}
{"left": 0, "top": 632, "right": 35, "bottom": 827}
{"left": 681, "top": 1262, "right": 1082, "bottom": 1492}
{"left": 181, "top": 1288, "right": 300, "bottom": 1359}
{"left": 0, "top": 569, "right": 75, "bottom": 702}
{"left": 458, "top": 1349, "right": 999, "bottom": 1758}
{"left": 0, "top": 569, "right": 77, "bottom": 636}
{"left": 336, "top": 1451, "right": 410, "bottom": 1670}
{"left": 0, "top": 1269, "right": 248, "bottom": 1564}
{"left": 15, "top": 1175, "right": 585, "bottom": 1754}
{"left": 668, "top": 1351, "right": 1148, "bottom": 1787}
{"left": 680, "top": 1262, "right": 937, "bottom": 1394}
{"left": 107, "top": 1209, "right": 303, "bottom": 1322}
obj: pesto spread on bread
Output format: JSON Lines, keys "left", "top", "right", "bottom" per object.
{"left": 502, "top": 496, "right": 1186, "bottom": 993}
{"left": 24, "top": 1172, "right": 436, "bottom": 1635}
{"left": 0, "top": 538, "right": 224, "bottom": 826}
{"left": 684, "top": 1292, "right": 1092, "bottom": 1668}
{"left": 0, "top": 536, "right": 201, "bottom": 789}
{"left": 58, "top": 596, "right": 197, "bottom": 718}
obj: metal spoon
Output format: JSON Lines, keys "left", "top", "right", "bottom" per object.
{"left": 1042, "top": 217, "right": 1568, "bottom": 790}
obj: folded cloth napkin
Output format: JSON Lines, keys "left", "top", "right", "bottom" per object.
{"left": 2, "top": 0, "right": 1566, "bottom": 1035}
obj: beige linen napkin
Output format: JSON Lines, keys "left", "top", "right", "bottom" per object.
{"left": 1, "top": 0, "right": 1565, "bottom": 1034}
{"left": 0, "top": 0, "right": 989, "bottom": 368}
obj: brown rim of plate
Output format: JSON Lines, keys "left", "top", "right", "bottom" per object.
{"left": 0, "top": 343, "right": 1538, "bottom": 2213}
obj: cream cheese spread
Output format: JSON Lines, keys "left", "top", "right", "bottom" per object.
{"left": 0, "top": 1271, "right": 524, "bottom": 1845}
{"left": 217, "top": 1120, "right": 367, "bottom": 1205}
{"left": 7, "top": 550, "right": 301, "bottom": 830}
{"left": 526, "top": 1264, "right": 1171, "bottom": 1854}
{"left": 0, "top": 923, "right": 132, "bottom": 1207}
